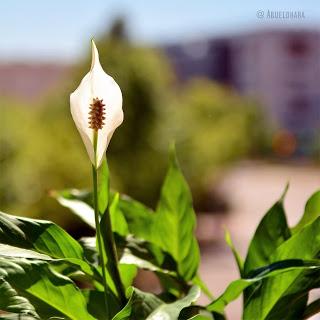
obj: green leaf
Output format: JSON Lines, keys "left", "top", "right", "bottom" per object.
{"left": 192, "top": 274, "right": 214, "bottom": 300}
{"left": 120, "top": 248, "right": 175, "bottom": 276}
{"left": 54, "top": 189, "right": 95, "bottom": 228}
{"left": 54, "top": 189, "right": 130, "bottom": 237}
{"left": 292, "top": 190, "right": 320, "bottom": 234}
{"left": 119, "top": 264, "right": 137, "bottom": 290}
{"left": 147, "top": 286, "right": 200, "bottom": 319}
{"left": 207, "top": 259, "right": 320, "bottom": 316}
{"left": 244, "top": 217, "right": 320, "bottom": 320}
{"left": 0, "top": 211, "right": 84, "bottom": 260}
{"left": 188, "top": 316, "right": 213, "bottom": 320}
{"left": 116, "top": 194, "right": 155, "bottom": 241}
{"left": 112, "top": 287, "right": 163, "bottom": 320}
{"left": 244, "top": 193, "right": 291, "bottom": 276}
{"left": 0, "top": 212, "right": 95, "bottom": 278}
{"left": 83, "top": 289, "right": 121, "bottom": 319}
{"left": 0, "top": 277, "right": 39, "bottom": 318}
{"left": 224, "top": 229, "right": 243, "bottom": 276}
{"left": 153, "top": 147, "right": 200, "bottom": 280}
{"left": 0, "top": 258, "right": 95, "bottom": 320}
{"left": 110, "top": 193, "right": 129, "bottom": 236}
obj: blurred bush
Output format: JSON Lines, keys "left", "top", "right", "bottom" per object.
{"left": 0, "top": 19, "right": 266, "bottom": 225}
{"left": 156, "top": 79, "right": 266, "bottom": 210}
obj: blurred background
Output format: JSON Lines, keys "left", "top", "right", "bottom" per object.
{"left": 0, "top": 0, "right": 320, "bottom": 318}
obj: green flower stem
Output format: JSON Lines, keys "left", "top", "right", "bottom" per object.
{"left": 92, "top": 163, "right": 110, "bottom": 317}
{"left": 92, "top": 130, "right": 126, "bottom": 306}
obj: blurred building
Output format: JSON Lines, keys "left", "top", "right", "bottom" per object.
{"left": 0, "top": 63, "right": 71, "bottom": 100}
{"left": 164, "top": 29, "right": 320, "bottom": 156}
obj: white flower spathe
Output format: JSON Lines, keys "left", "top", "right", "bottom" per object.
{"left": 70, "top": 40, "right": 123, "bottom": 168}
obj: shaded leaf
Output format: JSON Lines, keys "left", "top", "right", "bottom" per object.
{"left": 112, "top": 287, "right": 163, "bottom": 320}
{"left": 83, "top": 289, "right": 121, "bottom": 320}
{"left": 0, "top": 278, "right": 39, "bottom": 318}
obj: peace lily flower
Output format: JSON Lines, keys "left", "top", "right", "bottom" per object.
{"left": 70, "top": 40, "right": 123, "bottom": 168}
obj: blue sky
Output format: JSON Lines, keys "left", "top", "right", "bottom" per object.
{"left": 1, "top": 0, "right": 319, "bottom": 62}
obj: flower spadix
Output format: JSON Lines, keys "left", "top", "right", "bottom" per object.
{"left": 70, "top": 40, "right": 123, "bottom": 168}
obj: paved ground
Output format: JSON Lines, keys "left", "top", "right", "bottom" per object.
{"left": 197, "top": 162, "right": 320, "bottom": 319}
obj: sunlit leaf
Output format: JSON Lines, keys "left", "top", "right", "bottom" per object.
{"left": 153, "top": 146, "right": 200, "bottom": 280}
{"left": 207, "top": 259, "right": 320, "bottom": 316}
{"left": 110, "top": 192, "right": 129, "bottom": 236}
{"left": 54, "top": 191, "right": 95, "bottom": 228}
{"left": 244, "top": 190, "right": 291, "bottom": 275}
{"left": 0, "top": 211, "right": 84, "bottom": 260}
{"left": 225, "top": 229, "right": 243, "bottom": 276}
{"left": 292, "top": 190, "right": 320, "bottom": 234}
{"left": 244, "top": 217, "right": 320, "bottom": 320}
{"left": 0, "top": 212, "right": 95, "bottom": 278}
{"left": 0, "top": 258, "right": 95, "bottom": 320}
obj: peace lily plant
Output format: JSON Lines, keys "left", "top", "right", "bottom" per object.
{"left": 70, "top": 40, "right": 125, "bottom": 311}
{"left": 0, "top": 40, "right": 320, "bottom": 320}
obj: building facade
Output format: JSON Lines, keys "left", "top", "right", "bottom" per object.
{"left": 164, "top": 29, "right": 320, "bottom": 156}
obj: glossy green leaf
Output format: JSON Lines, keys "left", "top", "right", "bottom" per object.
{"left": 147, "top": 286, "right": 200, "bottom": 319}
{"left": 115, "top": 194, "right": 155, "bottom": 241}
{"left": 292, "top": 190, "right": 320, "bottom": 234}
{"left": 54, "top": 189, "right": 95, "bottom": 228}
{"left": 0, "top": 211, "right": 84, "bottom": 260}
{"left": 110, "top": 193, "right": 129, "bottom": 236}
{"left": 207, "top": 259, "right": 320, "bottom": 316}
{"left": 120, "top": 248, "right": 175, "bottom": 276}
{"left": 153, "top": 147, "right": 200, "bottom": 280}
{"left": 54, "top": 188, "right": 130, "bottom": 237}
{"left": 0, "top": 212, "right": 95, "bottom": 278}
{"left": 0, "top": 258, "right": 95, "bottom": 320}
{"left": 244, "top": 217, "right": 320, "bottom": 320}
{"left": 244, "top": 194, "right": 290, "bottom": 275}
